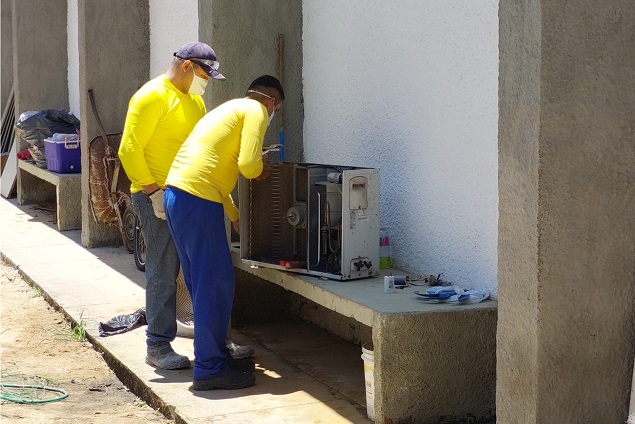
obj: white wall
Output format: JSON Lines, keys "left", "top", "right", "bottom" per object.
{"left": 149, "top": 0, "right": 199, "bottom": 78}
{"left": 67, "top": 0, "right": 80, "bottom": 119}
{"left": 303, "top": 0, "right": 499, "bottom": 295}
{"left": 67, "top": 1, "right": 199, "bottom": 118}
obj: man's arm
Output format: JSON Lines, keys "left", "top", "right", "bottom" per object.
{"left": 222, "top": 194, "right": 239, "bottom": 222}
{"left": 255, "top": 153, "right": 271, "bottom": 181}
{"left": 236, "top": 103, "right": 269, "bottom": 180}
{"left": 118, "top": 91, "right": 164, "bottom": 192}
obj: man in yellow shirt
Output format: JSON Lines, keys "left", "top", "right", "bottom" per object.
{"left": 164, "top": 75, "right": 284, "bottom": 390}
{"left": 118, "top": 42, "right": 224, "bottom": 370}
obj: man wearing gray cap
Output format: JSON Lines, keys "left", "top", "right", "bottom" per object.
{"left": 119, "top": 42, "right": 225, "bottom": 370}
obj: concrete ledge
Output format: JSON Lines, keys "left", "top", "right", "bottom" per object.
{"left": 17, "top": 160, "right": 81, "bottom": 231}
{"left": 232, "top": 250, "right": 498, "bottom": 423}
{"left": 374, "top": 309, "right": 497, "bottom": 423}
{"left": 232, "top": 250, "right": 496, "bottom": 325}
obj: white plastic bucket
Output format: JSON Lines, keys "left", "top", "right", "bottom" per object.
{"left": 361, "top": 342, "right": 375, "bottom": 421}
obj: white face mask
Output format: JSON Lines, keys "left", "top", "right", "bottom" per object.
{"left": 188, "top": 67, "right": 208, "bottom": 96}
{"left": 247, "top": 90, "right": 277, "bottom": 126}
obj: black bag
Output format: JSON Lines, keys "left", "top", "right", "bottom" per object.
{"left": 14, "top": 110, "right": 81, "bottom": 167}
{"left": 98, "top": 308, "right": 147, "bottom": 337}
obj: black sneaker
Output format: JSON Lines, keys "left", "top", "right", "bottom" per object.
{"left": 146, "top": 344, "right": 190, "bottom": 370}
{"left": 192, "top": 370, "right": 256, "bottom": 391}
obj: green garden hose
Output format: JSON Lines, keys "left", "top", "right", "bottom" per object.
{"left": 0, "top": 374, "right": 68, "bottom": 404}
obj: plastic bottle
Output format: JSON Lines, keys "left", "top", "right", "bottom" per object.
{"left": 379, "top": 227, "right": 392, "bottom": 269}
{"left": 384, "top": 275, "right": 395, "bottom": 293}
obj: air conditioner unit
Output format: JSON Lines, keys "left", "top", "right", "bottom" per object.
{"left": 239, "top": 162, "right": 379, "bottom": 280}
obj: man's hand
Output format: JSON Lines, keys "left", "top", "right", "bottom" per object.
{"left": 255, "top": 161, "right": 271, "bottom": 181}
{"left": 149, "top": 189, "right": 166, "bottom": 220}
{"left": 232, "top": 219, "right": 240, "bottom": 234}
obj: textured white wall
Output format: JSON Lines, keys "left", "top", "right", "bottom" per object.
{"left": 303, "top": 0, "right": 499, "bottom": 295}
{"left": 67, "top": 0, "right": 80, "bottom": 119}
{"left": 149, "top": 0, "right": 198, "bottom": 78}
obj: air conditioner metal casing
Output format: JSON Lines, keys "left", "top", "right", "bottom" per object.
{"left": 239, "top": 162, "right": 379, "bottom": 281}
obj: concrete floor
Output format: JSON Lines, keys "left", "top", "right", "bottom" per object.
{"left": 239, "top": 321, "right": 367, "bottom": 407}
{"left": 0, "top": 197, "right": 371, "bottom": 424}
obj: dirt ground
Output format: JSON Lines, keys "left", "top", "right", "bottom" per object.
{"left": 0, "top": 262, "right": 173, "bottom": 424}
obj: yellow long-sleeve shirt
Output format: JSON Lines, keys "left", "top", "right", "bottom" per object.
{"left": 166, "top": 98, "right": 269, "bottom": 222}
{"left": 118, "top": 76, "right": 206, "bottom": 193}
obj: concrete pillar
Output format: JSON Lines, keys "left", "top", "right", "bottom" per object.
{"left": 78, "top": 0, "right": 149, "bottom": 247}
{"left": 12, "top": 0, "right": 69, "bottom": 203}
{"left": 1, "top": 0, "right": 13, "bottom": 109}
{"left": 198, "top": 0, "right": 303, "bottom": 162}
{"left": 497, "top": 1, "right": 635, "bottom": 423}
{"left": 12, "top": 0, "right": 68, "bottom": 148}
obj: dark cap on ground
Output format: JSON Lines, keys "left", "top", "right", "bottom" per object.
{"left": 174, "top": 42, "right": 225, "bottom": 80}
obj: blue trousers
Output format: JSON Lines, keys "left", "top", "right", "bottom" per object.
{"left": 131, "top": 192, "right": 179, "bottom": 347}
{"left": 164, "top": 186, "right": 233, "bottom": 380}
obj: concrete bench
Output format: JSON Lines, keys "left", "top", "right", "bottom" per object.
{"left": 230, "top": 249, "right": 497, "bottom": 423}
{"left": 17, "top": 160, "right": 81, "bottom": 231}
